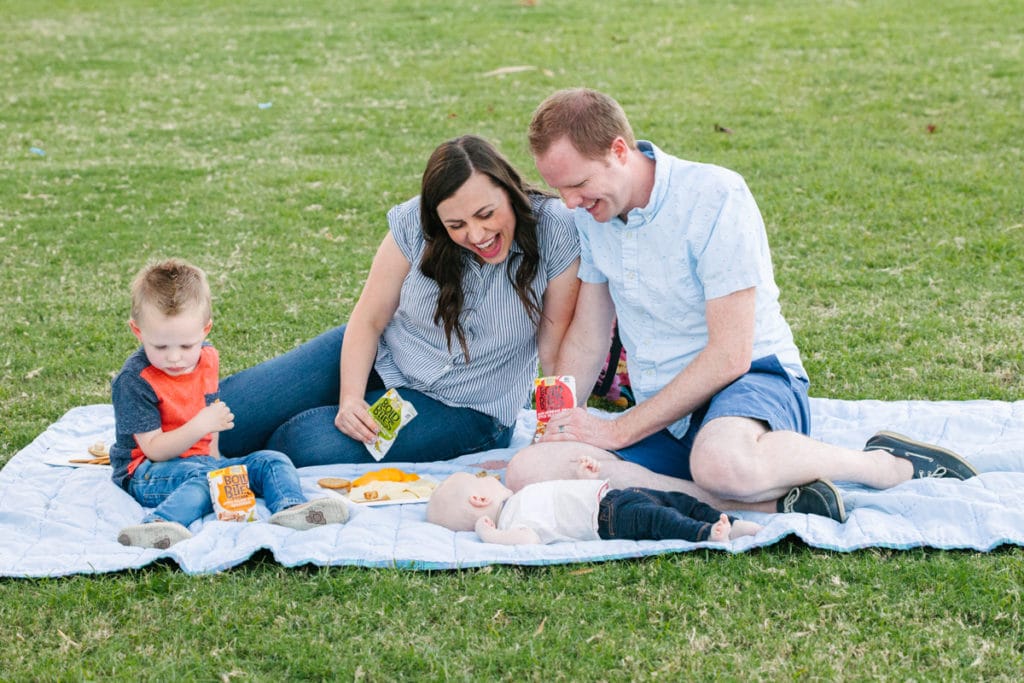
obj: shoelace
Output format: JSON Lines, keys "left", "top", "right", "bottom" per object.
{"left": 918, "top": 465, "right": 949, "bottom": 478}
{"left": 782, "top": 487, "right": 801, "bottom": 513}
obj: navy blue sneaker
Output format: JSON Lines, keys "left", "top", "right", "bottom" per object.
{"left": 865, "top": 431, "right": 978, "bottom": 480}
{"left": 777, "top": 479, "right": 847, "bottom": 523}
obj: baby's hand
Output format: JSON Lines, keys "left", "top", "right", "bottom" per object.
{"left": 575, "top": 454, "right": 601, "bottom": 478}
{"left": 195, "top": 400, "right": 235, "bottom": 433}
{"left": 475, "top": 516, "right": 496, "bottom": 534}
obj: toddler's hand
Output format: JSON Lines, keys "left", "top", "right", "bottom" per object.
{"left": 195, "top": 400, "right": 235, "bottom": 433}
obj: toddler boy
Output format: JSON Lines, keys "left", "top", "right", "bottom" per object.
{"left": 110, "top": 258, "right": 348, "bottom": 549}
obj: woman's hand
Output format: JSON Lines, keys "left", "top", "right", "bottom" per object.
{"left": 335, "top": 397, "right": 378, "bottom": 444}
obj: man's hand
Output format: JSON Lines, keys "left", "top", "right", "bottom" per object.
{"left": 539, "top": 407, "right": 627, "bottom": 451}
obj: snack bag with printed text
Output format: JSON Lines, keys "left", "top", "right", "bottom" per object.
{"left": 207, "top": 464, "right": 257, "bottom": 522}
{"left": 533, "top": 375, "right": 577, "bottom": 442}
{"left": 366, "top": 388, "right": 418, "bottom": 461}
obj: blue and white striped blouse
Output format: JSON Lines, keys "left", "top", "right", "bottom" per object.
{"left": 374, "top": 193, "right": 579, "bottom": 426}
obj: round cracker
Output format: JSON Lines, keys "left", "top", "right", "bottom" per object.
{"left": 317, "top": 477, "right": 352, "bottom": 491}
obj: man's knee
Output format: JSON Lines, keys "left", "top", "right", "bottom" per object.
{"left": 690, "top": 442, "right": 766, "bottom": 502}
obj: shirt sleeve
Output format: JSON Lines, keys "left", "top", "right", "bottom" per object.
{"left": 386, "top": 196, "right": 425, "bottom": 263}
{"left": 534, "top": 195, "right": 581, "bottom": 281}
{"left": 111, "top": 370, "right": 162, "bottom": 437}
{"left": 576, "top": 222, "right": 608, "bottom": 284}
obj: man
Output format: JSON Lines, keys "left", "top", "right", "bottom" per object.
{"left": 514, "top": 88, "right": 976, "bottom": 522}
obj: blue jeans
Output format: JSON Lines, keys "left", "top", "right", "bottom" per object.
{"left": 218, "top": 325, "right": 513, "bottom": 467}
{"left": 597, "top": 487, "right": 733, "bottom": 543}
{"left": 128, "top": 451, "right": 306, "bottom": 527}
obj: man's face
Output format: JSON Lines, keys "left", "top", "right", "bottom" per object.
{"left": 534, "top": 136, "right": 631, "bottom": 223}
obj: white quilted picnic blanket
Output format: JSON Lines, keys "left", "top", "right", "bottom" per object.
{"left": 2, "top": 398, "right": 1023, "bottom": 577}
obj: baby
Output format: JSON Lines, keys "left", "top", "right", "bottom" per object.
{"left": 426, "top": 456, "right": 762, "bottom": 545}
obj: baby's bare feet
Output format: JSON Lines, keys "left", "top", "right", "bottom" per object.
{"left": 729, "top": 519, "right": 763, "bottom": 540}
{"left": 709, "top": 513, "right": 731, "bottom": 542}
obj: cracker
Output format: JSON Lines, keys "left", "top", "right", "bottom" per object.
{"left": 317, "top": 477, "right": 352, "bottom": 492}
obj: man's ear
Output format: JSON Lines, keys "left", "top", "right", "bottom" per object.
{"left": 469, "top": 494, "right": 491, "bottom": 508}
{"left": 610, "top": 136, "right": 630, "bottom": 163}
{"left": 129, "top": 319, "right": 143, "bottom": 342}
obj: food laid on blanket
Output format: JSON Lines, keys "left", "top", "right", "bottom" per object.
{"left": 317, "top": 477, "right": 352, "bottom": 493}
{"left": 343, "top": 467, "right": 436, "bottom": 505}
{"left": 533, "top": 375, "right": 577, "bottom": 441}
{"left": 351, "top": 467, "right": 421, "bottom": 487}
{"left": 207, "top": 465, "right": 257, "bottom": 522}
{"left": 68, "top": 442, "right": 111, "bottom": 466}
{"left": 366, "top": 388, "right": 418, "bottom": 461}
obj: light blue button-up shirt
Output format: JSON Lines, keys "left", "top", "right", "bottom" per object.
{"left": 576, "top": 141, "right": 805, "bottom": 438}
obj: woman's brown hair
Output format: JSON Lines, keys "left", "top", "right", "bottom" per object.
{"left": 419, "top": 135, "right": 547, "bottom": 362}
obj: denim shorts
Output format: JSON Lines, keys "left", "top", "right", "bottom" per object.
{"left": 614, "top": 355, "right": 810, "bottom": 480}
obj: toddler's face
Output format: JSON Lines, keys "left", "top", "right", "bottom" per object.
{"left": 130, "top": 302, "right": 211, "bottom": 376}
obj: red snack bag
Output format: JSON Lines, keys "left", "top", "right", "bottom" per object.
{"left": 533, "top": 375, "right": 577, "bottom": 441}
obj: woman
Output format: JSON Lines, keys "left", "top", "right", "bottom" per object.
{"left": 218, "top": 135, "right": 580, "bottom": 466}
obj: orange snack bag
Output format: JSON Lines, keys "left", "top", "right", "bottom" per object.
{"left": 207, "top": 465, "right": 257, "bottom": 522}
{"left": 533, "top": 375, "right": 577, "bottom": 441}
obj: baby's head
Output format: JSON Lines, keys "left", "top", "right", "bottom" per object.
{"left": 426, "top": 472, "right": 513, "bottom": 532}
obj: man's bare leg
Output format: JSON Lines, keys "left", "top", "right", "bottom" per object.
{"left": 689, "top": 416, "right": 913, "bottom": 503}
{"left": 505, "top": 442, "right": 776, "bottom": 513}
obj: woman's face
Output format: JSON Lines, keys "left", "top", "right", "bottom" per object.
{"left": 436, "top": 171, "right": 516, "bottom": 264}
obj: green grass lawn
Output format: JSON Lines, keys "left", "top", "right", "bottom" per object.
{"left": 2, "top": 0, "right": 1022, "bottom": 679}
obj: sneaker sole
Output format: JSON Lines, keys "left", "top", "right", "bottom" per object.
{"left": 117, "top": 521, "right": 192, "bottom": 549}
{"left": 270, "top": 498, "right": 349, "bottom": 531}
{"left": 809, "top": 479, "right": 847, "bottom": 523}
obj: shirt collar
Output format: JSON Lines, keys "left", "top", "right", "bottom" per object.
{"left": 621, "top": 140, "right": 668, "bottom": 227}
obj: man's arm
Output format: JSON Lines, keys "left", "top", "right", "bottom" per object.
{"left": 543, "top": 287, "right": 756, "bottom": 451}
